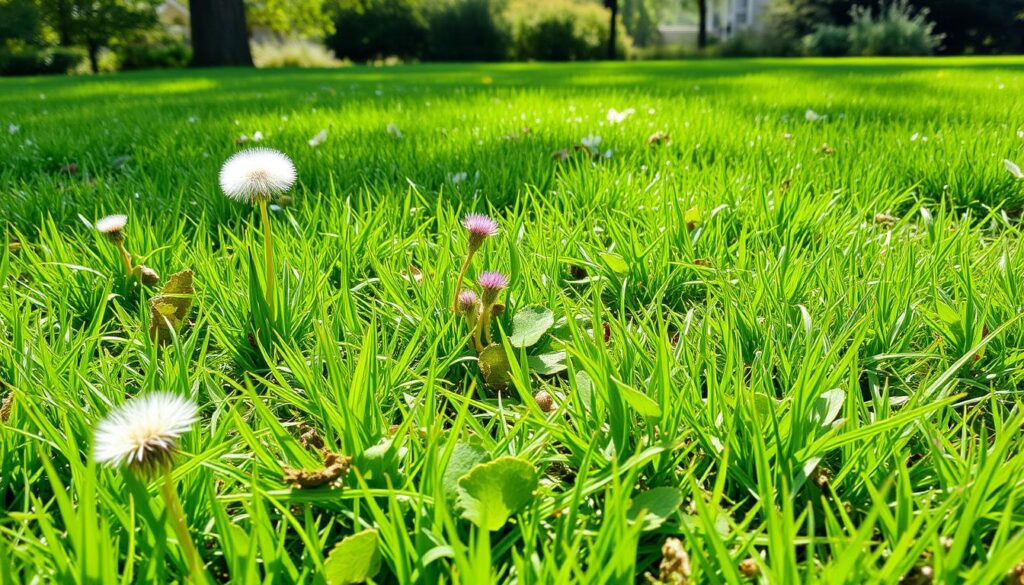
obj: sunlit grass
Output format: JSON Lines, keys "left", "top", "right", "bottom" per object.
{"left": 2, "top": 57, "right": 1024, "bottom": 583}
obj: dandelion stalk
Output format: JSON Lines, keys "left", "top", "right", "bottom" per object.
{"left": 258, "top": 197, "right": 276, "bottom": 320}
{"left": 96, "top": 214, "right": 134, "bottom": 278}
{"left": 161, "top": 465, "right": 205, "bottom": 584}
{"left": 219, "top": 148, "right": 296, "bottom": 323}
{"left": 115, "top": 240, "right": 134, "bottom": 278}
{"left": 93, "top": 392, "right": 202, "bottom": 583}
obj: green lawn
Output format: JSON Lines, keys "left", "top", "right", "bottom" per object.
{"left": 2, "top": 57, "right": 1024, "bottom": 584}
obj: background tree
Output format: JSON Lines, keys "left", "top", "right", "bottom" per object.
{"left": 37, "top": 0, "right": 158, "bottom": 72}
{"left": 0, "top": 0, "right": 44, "bottom": 49}
{"left": 245, "top": 0, "right": 333, "bottom": 39}
{"left": 912, "top": 0, "right": 1024, "bottom": 54}
{"left": 190, "top": 0, "right": 253, "bottom": 66}
{"left": 621, "top": 0, "right": 656, "bottom": 47}
{"left": 605, "top": 0, "right": 618, "bottom": 58}
{"left": 696, "top": 0, "right": 707, "bottom": 48}
{"left": 325, "top": 0, "right": 428, "bottom": 62}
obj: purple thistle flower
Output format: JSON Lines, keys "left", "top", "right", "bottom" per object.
{"left": 457, "top": 289, "right": 481, "bottom": 316}
{"left": 478, "top": 271, "right": 508, "bottom": 306}
{"left": 463, "top": 213, "right": 498, "bottom": 251}
{"left": 478, "top": 271, "right": 508, "bottom": 291}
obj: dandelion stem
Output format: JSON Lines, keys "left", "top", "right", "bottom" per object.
{"left": 258, "top": 198, "right": 276, "bottom": 321}
{"left": 116, "top": 241, "right": 134, "bottom": 277}
{"left": 452, "top": 250, "right": 475, "bottom": 312}
{"left": 161, "top": 466, "right": 205, "bottom": 584}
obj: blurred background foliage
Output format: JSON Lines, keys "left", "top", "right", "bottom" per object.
{"left": 0, "top": 0, "right": 1022, "bottom": 75}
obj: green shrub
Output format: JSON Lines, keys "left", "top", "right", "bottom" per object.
{"left": 761, "top": 0, "right": 835, "bottom": 55}
{"left": 802, "top": 23, "right": 850, "bottom": 56}
{"left": 0, "top": 47, "right": 85, "bottom": 76}
{"left": 847, "top": 1, "right": 943, "bottom": 56}
{"left": 716, "top": 29, "right": 793, "bottom": 57}
{"left": 505, "top": 0, "right": 630, "bottom": 61}
{"left": 326, "top": 0, "right": 428, "bottom": 61}
{"left": 252, "top": 38, "right": 348, "bottom": 68}
{"left": 117, "top": 39, "right": 191, "bottom": 70}
{"left": 426, "top": 0, "right": 510, "bottom": 61}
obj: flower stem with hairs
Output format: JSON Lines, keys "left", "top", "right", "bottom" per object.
{"left": 161, "top": 465, "right": 206, "bottom": 584}
{"left": 452, "top": 251, "right": 475, "bottom": 312}
{"left": 454, "top": 214, "right": 499, "bottom": 312}
{"left": 476, "top": 271, "right": 508, "bottom": 347}
{"left": 258, "top": 198, "right": 276, "bottom": 320}
{"left": 115, "top": 241, "right": 134, "bottom": 278}
{"left": 217, "top": 148, "right": 296, "bottom": 323}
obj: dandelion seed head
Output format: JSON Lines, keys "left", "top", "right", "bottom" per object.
{"left": 95, "top": 214, "right": 127, "bottom": 235}
{"left": 95, "top": 214, "right": 128, "bottom": 243}
{"left": 219, "top": 147, "right": 296, "bottom": 204}
{"left": 93, "top": 392, "right": 198, "bottom": 475}
{"left": 1005, "top": 159, "right": 1023, "bottom": 180}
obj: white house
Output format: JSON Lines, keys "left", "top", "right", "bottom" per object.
{"left": 657, "top": 0, "right": 770, "bottom": 47}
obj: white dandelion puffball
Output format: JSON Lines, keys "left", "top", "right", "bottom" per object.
{"left": 94, "top": 392, "right": 198, "bottom": 473}
{"left": 606, "top": 107, "right": 635, "bottom": 124}
{"left": 219, "top": 147, "right": 297, "bottom": 204}
{"left": 1005, "top": 159, "right": 1023, "bottom": 180}
{"left": 95, "top": 214, "right": 128, "bottom": 235}
{"left": 308, "top": 129, "right": 327, "bottom": 147}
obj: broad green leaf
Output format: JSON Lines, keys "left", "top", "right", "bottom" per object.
{"left": 457, "top": 456, "right": 539, "bottom": 531}
{"left": 935, "top": 300, "right": 959, "bottom": 326}
{"left": 527, "top": 351, "right": 567, "bottom": 375}
{"left": 575, "top": 370, "right": 594, "bottom": 408}
{"left": 811, "top": 388, "right": 845, "bottom": 429}
{"left": 628, "top": 487, "right": 683, "bottom": 530}
{"left": 324, "top": 529, "right": 381, "bottom": 585}
{"left": 479, "top": 344, "right": 512, "bottom": 392}
{"left": 599, "top": 252, "right": 629, "bottom": 274}
{"left": 442, "top": 442, "right": 489, "bottom": 500}
{"left": 616, "top": 382, "right": 662, "bottom": 419}
{"left": 509, "top": 305, "right": 554, "bottom": 348}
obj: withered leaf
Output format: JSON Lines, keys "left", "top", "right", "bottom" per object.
{"left": 1, "top": 392, "right": 12, "bottom": 423}
{"left": 283, "top": 451, "right": 351, "bottom": 489}
{"left": 148, "top": 269, "right": 194, "bottom": 345}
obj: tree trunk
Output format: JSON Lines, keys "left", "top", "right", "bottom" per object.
{"left": 56, "top": 0, "right": 72, "bottom": 47}
{"left": 697, "top": 0, "right": 708, "bottom": 49}
{"left": 606, "top": 0, "right": 619, "bottom": 59}
{"left": 87, "top": 42, "right": 99, "bottom": 74}
{"left": 189, "top": 0, "right": 254, "bottom": 67}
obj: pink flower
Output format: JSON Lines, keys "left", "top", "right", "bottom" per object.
{"left": 478, "top": 271, "right": 507, "bottom": 306}
{"left": 457, "top": 289, "right": 481, "bottom": 316}
{"left": 478, "top": 271, "right": 508, "bottom": 291}
{"left": 463, "top": 213, "right": 498, "bottom": 251}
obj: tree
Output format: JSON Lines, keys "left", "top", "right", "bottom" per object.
{"left": 246, "top": 0, "right": 333, "bottom": 39}
{"left": 605, "top": 0, "right": 618, "bottom": 58}
{"left": 190, "top": 0, "right": 253, "bottom": 67}
{"left": 38, "top": 0, "right": 158, "bottom": 72}
{"left": 696, "top": 0, "right": 707, "bottom": 48}
{"left": 0, "top": 0, "right": 44, "bottom": 48}
{"left": 326, "top": 0, "right": 428, "bottom": 62}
